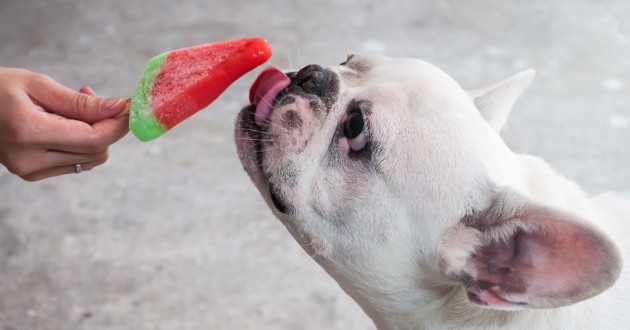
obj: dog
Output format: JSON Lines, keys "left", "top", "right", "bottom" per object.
{"left": 234, "top": 54, "right": 629, "bottom": 329}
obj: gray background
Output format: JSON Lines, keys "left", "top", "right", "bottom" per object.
{"left": 1, "top": 0, "right": 629, "bottom": 329}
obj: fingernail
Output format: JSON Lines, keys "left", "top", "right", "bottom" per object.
{"left": 100, "top": 98, "right": 126, "bottom": 112}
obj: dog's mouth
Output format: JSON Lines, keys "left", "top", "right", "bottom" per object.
{"left": 242, "top": 67, "right": 292, "bottom": 170}
{"left": 249, "top": 67, "right": 292, "bottom": 128}
{"left": 243, "top": 67, "right": 293, "bottom": 213}
{"left": 238, "top": 65, "right": 336, "bottom": 215}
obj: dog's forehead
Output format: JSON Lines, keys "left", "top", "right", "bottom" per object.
{"left": 337, "top": 55, "right": 473, "bottom": 121}
{"left": 345, "top": 54, "right": 459, "bottom": 87}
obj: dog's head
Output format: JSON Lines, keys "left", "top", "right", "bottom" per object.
{"left": 235, "top": 54, "right": 621, "bottom": 317}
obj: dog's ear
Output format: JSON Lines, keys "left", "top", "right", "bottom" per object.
{"left": 467, "top": 69, "right": 535, "bottom": 132}
{"left": 438, "top": 189, "right": 621, "bottom": 310}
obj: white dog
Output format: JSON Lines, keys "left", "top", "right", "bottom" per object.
{"left": 235, "top": 54, "right": 629, "bottom": 329}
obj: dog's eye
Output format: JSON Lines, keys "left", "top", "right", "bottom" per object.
{"left": 344, "top": 111, "right": 364, "bottom": 139}
{"left": 344, "top": 110, "right": 367, "bottom": 152}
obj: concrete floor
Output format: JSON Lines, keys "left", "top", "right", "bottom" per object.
{"left": 1, "top": 0, "right": 629, "bottom": 329}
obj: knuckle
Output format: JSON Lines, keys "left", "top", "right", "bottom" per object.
{"left": 21, "top": 174, "right": 42, "bottom": 182}
{"left": 73, "top": 93, "right": 91, "bottom": 114}
{"left": 2, "top": 67, "right": 22, "bottom": 74}
{"left": 82, "top": 135, "right": 107, "bottom": 154}
{"left": 3, "top": 115, "right": 31, "bottom": 147}
{"left": 4, "top": 159, "right": 30, "bottom": 177}
{"left": 91, "top": 150, "right": 110, "bottom": 167}
{"left": 31, "top": 72, "right": 55, "bottom": 87}
{"left": 3, "top": 162, "right": 18, "bottom": 175}
{"left": 97, "top": 150, "right": 110, "bottom": 164}
{"left": 9, "top": 126, "right": 32, "bottom": 148}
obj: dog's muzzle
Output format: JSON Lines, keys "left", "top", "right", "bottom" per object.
{"left": 249, "top": 64, "right": 336, "bottom": 129}
{"left": 243, "top": 64, "right": 338, "bottom": 214}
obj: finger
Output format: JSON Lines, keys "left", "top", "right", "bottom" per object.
{"left": 32, "top": 111, "right": 129, "bottom": 154}
{"left": 21, "top": 159, "right": 106, "bottom": 182}
{"left": 79, "top": 86, "right": 98, "bottom": 96}
{"left": 27, "top": 74, "right": 127, "bottom": 124}
{"left": 115, "top": 98, "right": 132, "bottom": 119}
{"left": 78, "top": 86, "right": 131, "bottom": 118}
{"left": 42, "top": 148, "right": 109, "bottom": 169}
{"left": 2, "top": 148, "right": 109, "bottom": 179}
{"left": 76, "top": 87, "right": 130, "bottom": 126}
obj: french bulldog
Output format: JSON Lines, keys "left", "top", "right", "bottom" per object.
{"left": 234, "top": 54, "right": 629, "bottom": 329}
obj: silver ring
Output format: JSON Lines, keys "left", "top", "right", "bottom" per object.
{"left": 74, "top": 163, "right": 82, "bottom": 174}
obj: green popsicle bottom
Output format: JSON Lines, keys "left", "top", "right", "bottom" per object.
{"left": 130, "top": 51, "right": 169, "bottom": 142}
{"left": 129, "top": 113, "right": 167, "bottom": 142}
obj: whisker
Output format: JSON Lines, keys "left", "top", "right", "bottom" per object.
{"left": 239, "top": 127, "right": 270, "bottom": 135}
{"left": 286, "top": 51, "right": 293, "bottom": 71}
{"left": 234, "top": 139, "right": 275, "bottom": 145}
{"left": 289, "top": 39, "right": 304, "bottom": 70}
{"left": 269, "top": 240, "right": 321, "bottom": 276}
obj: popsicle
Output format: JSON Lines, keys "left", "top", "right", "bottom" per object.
{"left": 129, "top": 38, "right": 273, "bottom": 141}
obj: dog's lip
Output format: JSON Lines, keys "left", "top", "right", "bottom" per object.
{"left": 249, "top": 67, "right": 291, "bottom": 127}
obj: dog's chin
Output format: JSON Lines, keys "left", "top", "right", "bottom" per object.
{"left": 236, "top": 104, "right": 263, "bottom": 168}
{"left": 237, "top": 66, "right": 300, "bottom": 216}
{"left": 235, "top": 104, "right": 269, "bottom": 186}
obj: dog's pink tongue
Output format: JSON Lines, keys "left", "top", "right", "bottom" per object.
{"left": 249, "top": 67, "right": 291, "bottom": 127}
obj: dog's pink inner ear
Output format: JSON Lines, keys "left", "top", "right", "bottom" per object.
{"left": 463, "top": 204, "right": 621, "bottom": 309}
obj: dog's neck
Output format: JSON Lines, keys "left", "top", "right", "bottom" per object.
{"left": 334, "top": 246, "right": 615, "bottom": 330}
{"left": 379, "top": 286, "right": 592, "bottom": 330}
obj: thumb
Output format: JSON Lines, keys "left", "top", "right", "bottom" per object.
{"left": 28, "top": 75, "right": 128, "bottom": 124}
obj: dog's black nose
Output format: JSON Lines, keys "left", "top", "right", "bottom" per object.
{"left": 285, "top": 71, "right": 298, "bottom": 80}
{"left": 290, "top": 64, "right": 331, "bottom": 96}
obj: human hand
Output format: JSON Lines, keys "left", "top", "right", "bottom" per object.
{"left": 0, "top": 67, "right": 129, "bottom": 181}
